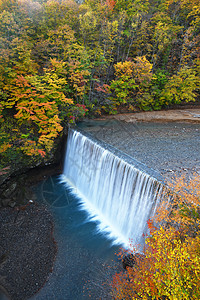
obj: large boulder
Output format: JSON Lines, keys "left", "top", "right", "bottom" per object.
{"left": 122, "top": 253, "right": 145, "bottom": 270}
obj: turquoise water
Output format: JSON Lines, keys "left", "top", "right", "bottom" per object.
{"left": 31, "top": 176, "right": 121, "bottom": 300}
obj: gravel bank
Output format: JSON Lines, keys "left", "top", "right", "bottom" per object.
{"left": 78, "top": 112, "right": 200, "bottom": 181}
{"left": 0, "top": 204, "right": 57, "bottom": 300}
{"left": 107, "top": 109, "right": 200, "bottom": 123}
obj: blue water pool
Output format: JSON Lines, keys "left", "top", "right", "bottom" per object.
{"left": 30, "top": 175, "right": 121, "bottom": 300}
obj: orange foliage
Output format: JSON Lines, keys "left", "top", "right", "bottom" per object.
{"left": 111, "top": 175, "right": 200, "bottom": 299}
{"left": 68, "top": 59, "right": 90, "bottom": 99}
{"left": 0, "top": 143, "right": 12, "bottom": 154}
{"left": 106, "top": 0, "right": 116, "bottom": 11}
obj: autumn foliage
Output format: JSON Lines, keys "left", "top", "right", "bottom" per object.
{"left": 111, "top": 174, "right": 200, "bottom": 299}
{"left": 0, "top": 0, "right": 199, "bottom": 171}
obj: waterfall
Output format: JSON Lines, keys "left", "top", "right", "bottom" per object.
{"left": 61, "top": 128, "right": 165, "bottom": 248}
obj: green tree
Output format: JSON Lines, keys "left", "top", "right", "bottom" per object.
{"left": 160, "top": 67, "right": 199, "bottom": 105}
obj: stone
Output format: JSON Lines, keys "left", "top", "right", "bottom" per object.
{"left": 122, "top": 254, "right": 136, "bottom": 269}
{"left": 2, "top": 183, "right": 17, "bottom": 198}
{"left": 8, "top": 201, "right": 16, "bottom": 208}
{"left": 2, "top": 199, "right": 11, "bottom": 208}
{"left": 122, "top": 253, "right": 145, "bottom": 270}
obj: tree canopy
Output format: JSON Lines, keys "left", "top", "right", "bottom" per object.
{"left": 0, "top": 0, "right": 199, "bottom": 167}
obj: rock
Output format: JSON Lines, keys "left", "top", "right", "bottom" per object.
{"left": 8, "top": 201, "right": 16, "bottom": 208}
{"left": 122, "top": 254, "right": 135, "bottom": 269}
{"left": 2, "top": 183, "right": 17, "bottom": 198}
{"left": 1, "top": 199, "right": 16, "bottom": 208}
{"left": 0, "top": 130, "right": 66, "bottom": 187}
{"left": 2, "top": 199, "right": 11, "bottom": 208}
{"left": 122, "top": 253, "right": 145, "bottom": 270}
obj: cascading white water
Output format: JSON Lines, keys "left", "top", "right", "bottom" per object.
{"left": 61, "top": 128, "right": 165, "bottom": 248}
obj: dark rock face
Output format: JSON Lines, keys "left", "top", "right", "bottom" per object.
{"left": 0, "top": 163, "right": 62, "bottom": 208}
{"left": 0, "top": 131, "right": 67, "bottom": 208}
{"left": 0, "top": 130, "right": 67, "bottom": 185}
{"left": 122, "top": 253, "right": 145, "bottom": 270}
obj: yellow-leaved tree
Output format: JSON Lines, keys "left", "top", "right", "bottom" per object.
{"left": 110, "top": 56, "right": 153, "bottom": 110}
{"left": 160, "top": 66, "right": 199, "bottom": 105}
{"left": 111, "top": 174, "right": 200, "bottom": 299}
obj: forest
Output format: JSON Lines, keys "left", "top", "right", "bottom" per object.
{"left": 0, "top": 0, "right": 199, "bottom": 166}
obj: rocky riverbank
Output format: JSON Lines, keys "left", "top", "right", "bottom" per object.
{"left": 0, "top": 204, "right": 57, "bottom": 300}
{"left": 105, "top": 108, "right": 200, "bottom": 123}
{"left": 0, "top": 165, "right": 61, "bottom": 300}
